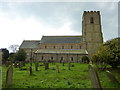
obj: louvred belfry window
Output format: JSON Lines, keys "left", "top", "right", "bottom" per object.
{"left": 90, "top": 17, "right": 94, "bottom": 24}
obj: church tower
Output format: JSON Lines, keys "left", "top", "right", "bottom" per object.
{"left": 82, "top": 11, "right": 103, "bottom": 58}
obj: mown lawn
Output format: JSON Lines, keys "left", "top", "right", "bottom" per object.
{"left": 2, "top": 63, "right": 120, "bottom": 88}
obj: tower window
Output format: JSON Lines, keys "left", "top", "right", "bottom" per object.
{"left": 71, "top": 46, "right": 73, "bottom": 49}
{"left": 62, "top": 46, "right": 64, "bottom": 49}
{"left": 90, "top": 17, "right": 94, "bottom": 24}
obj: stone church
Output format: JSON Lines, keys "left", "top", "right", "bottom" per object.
{"left": 19, "top": 11, "right": 103, "bottom": 62}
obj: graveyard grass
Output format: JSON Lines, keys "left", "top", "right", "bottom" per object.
{"left": 2, "top": 63, "right": 120, "bottom": 88}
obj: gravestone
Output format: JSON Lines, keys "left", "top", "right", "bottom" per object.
{"left": 45, "top": 62, "right": 49, "bottom": 70}
{"left": 106, "top": 70, "right": 119, "bottom": 83}
{"left": 62, "top": 62, "right": 64, "bottom": 66}
{"left": 35, "top": 62, "right": 38, "bottom": 71}
{"left": 29, "top": 66, "right": 32, "bottom": 75}
{"left": 68, "top": 62, "right": 71, "bottom": 70}
{"left": 56, "top": 64, "right": 60, "bottom": 73}
{"left": 6, "top": 65, "right": 13, "bottom": 87}
{"left": 0, "top": 70, "right": 1, "bottom": 89}
{"left": 88, "top": 64, "right": 102, "bottom": 88}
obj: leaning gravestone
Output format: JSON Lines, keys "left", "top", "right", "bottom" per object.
{"left": 106, "top": 70, "right": 119, "bottom": 83}
{"left": 56, "top": 64, "right": 60, "bottom": 73}
{"left": 45, "top": 62, "right": 49, "bottom": 70}
{"left": 6, "top": 65, "right": 13, "bottom": 87}
{"left": 0, "top": 70, "right": 2, "bottom": 89}
{"left": 88, "top": 64, "right": 102, "bottom": 88}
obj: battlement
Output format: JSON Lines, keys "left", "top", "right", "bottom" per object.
{"left": 84, "top": 11, "right": 100, "bottom": 14}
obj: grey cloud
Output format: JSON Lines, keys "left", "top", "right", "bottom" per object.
{"left": 1, "top": 2, "right": 118, "bottom": 41}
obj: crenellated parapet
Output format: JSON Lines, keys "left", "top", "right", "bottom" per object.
{"left": 84, "top": 11, "right": 100, "bottom": 14}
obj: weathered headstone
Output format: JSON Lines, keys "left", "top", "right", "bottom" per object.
{"left": 45, "top": 62, "right": 49, "bottom": 70}
{"left": 0, "top": 70, "right": 2, "bottom": 89}
{"left": 63, "top": 62, "right": 64, "bottom": 66}
{"left": 35, "top": 62, "right": 38, "bottom": 71}
{"left": 68, "top": 62, "right": 71, "bottom": 70}
{"left": 29, "top": 66, "right": 32, "bottom": 75}
{"left": 106, "top": 70, "right": 119, "bottom": 83}
{"left": 6, "top": 65, "right": 13, "bottom": 87}
{"left": 88, "top": 64, "right": 102, "bottom": 88}
{"left": 56, "top": 64, "right": 60, "bottom": 73}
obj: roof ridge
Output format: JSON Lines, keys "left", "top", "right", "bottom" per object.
{"left": 24, "top": 40, "right": 40, "bottom": 41}
{"left": 43, "top": 35, "right": 82, "bottom": 37}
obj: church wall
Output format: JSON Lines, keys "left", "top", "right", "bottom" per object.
{"left": 35, "top": 53, "right": 87, "bottom": 63}
{"left": 39, "top": 43, "right": 83, "bottom": 49}
{"left": 23, "top": 48, "right": 38, "bottom": 61}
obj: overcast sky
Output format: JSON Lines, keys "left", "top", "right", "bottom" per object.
{"left": 0, "top": 1, "right": 118, "bottom": 50}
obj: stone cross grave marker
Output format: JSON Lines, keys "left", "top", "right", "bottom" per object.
{"left": 56, "top": 64, "right": 60, "bottom": 73}
{"left": 88, "top": 64, "right": 102, "bottom": 89}
{"left": 6, "top": 65, "right": 13, "bottom": 87}
{"left": 106, "top": 70, "right": 119, "bottom": 84}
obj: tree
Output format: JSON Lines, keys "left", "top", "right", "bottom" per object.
{"left": 8, "top": 53, "right": 16, "bottom": 62}
{"left": 9, "top": 45, "right": 19, "bottom": 53}
{"left": 1, "top": 48, "right": 9, "bottom": 61}
{"left": 15, "top": 49, "right": 26, "bottom": 62}
{"left": 92, "top": 37, "right": 120, "bottom": 68}
{"left": 81, "top": 56, "right": 89, "bottom": 63}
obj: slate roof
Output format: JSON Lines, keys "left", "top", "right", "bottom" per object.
{"left": 40, "top": 36, "right": 83, "bottom": 44}
{"left": 35, "top": 49, "right": 88, "bottom": 55}
{"left": 19, "top": 40, "right": 40, "bottom": 49}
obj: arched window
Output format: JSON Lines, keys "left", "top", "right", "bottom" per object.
{"left": 61, "top": 57, "right": 63, "bottom": 60}
{"left": 45, "top": 46, "right": 47, "bottom": 48}
{"left": 71, "top": 57, "right": 73, "bottom": 61}
{"left": 53, "top": 46, "right": 55, "bottom": 48}
{"left": 71, "top": 46, "right": 73, "bottom": 49}
{"left": 90, "top": 17, "right": 94, "bottom": 24}
{"left": 42, "top": 56, "right": 44, "bottom": 60}
{"left": 62, "top": 46, "right": 64, "bottom": 49}
{"left": 51, "top": 57, "right": 53, "bottom": 60}
{"left": 80, "top": 46, "right": 81, "bottom": 49}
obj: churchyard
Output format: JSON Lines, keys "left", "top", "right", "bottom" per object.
{"left": 1, "top": 62, "right": 120, "bottom": 88}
